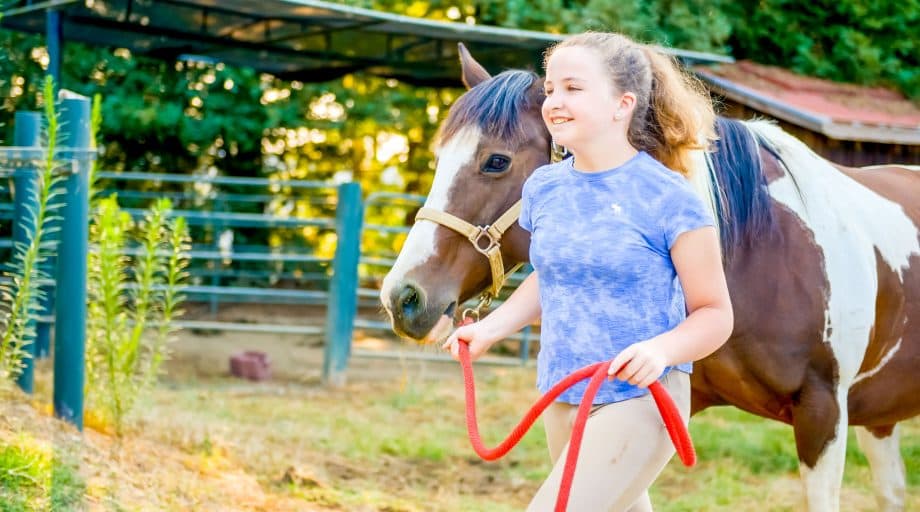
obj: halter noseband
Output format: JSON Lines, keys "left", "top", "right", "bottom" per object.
{"left": 415, "top": 200, "right": 523, "bottom": 306}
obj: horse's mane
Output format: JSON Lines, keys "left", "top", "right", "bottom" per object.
{"left": 702, "top": 117, "right": 781, "bottom": 262}
{"left": 436, "top": 70, "right": 541, "bottom": 147}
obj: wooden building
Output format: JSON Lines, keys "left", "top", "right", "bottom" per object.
{"left": 695, "top": 61, "right": 920, "bottom": 167}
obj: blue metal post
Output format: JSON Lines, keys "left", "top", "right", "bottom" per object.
{"left": 53, "top": 98, "right": 90, "bottom": 430}
{"left": 323, "top": 183, "right": 363, "bottom": 386}
{"left": 11, "top": 112, "right": 42, "bottom": 393}
{"left": 46, "top": 10, "right": 62, "bottom": 90}
{"left": 39, "top": 9, "right": 64, "bottom": 359}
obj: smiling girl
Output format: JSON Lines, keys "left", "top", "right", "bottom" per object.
{"left": 444, "top": 32, "right": 734, "bottom": 511}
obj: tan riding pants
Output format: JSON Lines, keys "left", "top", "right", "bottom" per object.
{"left": 527, "top": 370, "right": 691, "bottom": 512}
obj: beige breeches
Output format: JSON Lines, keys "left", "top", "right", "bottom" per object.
{"left": 527, "top": 370, "right": 691, "bottom": 512}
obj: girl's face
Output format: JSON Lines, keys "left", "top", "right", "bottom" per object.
{"left": 542, "top": 46, "right": 624, "bottom": 153}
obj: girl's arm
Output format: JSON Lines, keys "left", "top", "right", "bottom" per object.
{"left": 610, "top": 226, "right": 733, "bottom": 387}
{"left": 443, "top": 270, "right": 542, "bottom": 361}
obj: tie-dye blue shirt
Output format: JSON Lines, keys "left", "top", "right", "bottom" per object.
{"left": 519, "top": 152, "right": 714, "bottom": 404}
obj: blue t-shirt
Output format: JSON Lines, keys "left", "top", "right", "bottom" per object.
{"left": 519, "top": 152, "right": 714, "bottom": 404}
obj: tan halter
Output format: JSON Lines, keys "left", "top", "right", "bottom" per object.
{"left": 415, "top": 200, "right": 524, "bottom": 301}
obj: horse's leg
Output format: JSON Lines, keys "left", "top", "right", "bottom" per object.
{"left": 855, "top": 425, "right": 906, "bottom": 511}
{"left": 793, "top": 381, "right": 847, "bottom": 511}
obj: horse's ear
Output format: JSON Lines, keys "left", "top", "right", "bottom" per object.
{"left": 528, "top": 76, "right": 546, "bottom": 103}
{"left": 458, "top": 43, "right": 490, "bottom": 89}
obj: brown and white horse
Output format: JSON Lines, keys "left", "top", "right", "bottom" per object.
{"left": 380, "top": 47, "right": 920, "bottom": 511}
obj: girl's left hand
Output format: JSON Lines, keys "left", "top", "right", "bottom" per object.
{"left": 608, "top": 341, "right": 668, "bottom": 388}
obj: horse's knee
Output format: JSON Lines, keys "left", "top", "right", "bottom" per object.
{"left": 792, "top": 384, "right": 842, "bottom": 467}
{"left": 856, "top": 425, "right": 906, "bottom": 512}
{"left": 792, "top": 384, "right": 848, "bottom": 511}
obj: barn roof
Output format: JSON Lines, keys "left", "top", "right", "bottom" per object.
{"left": 696, "top": 61, "right": 920, "bottom": 145}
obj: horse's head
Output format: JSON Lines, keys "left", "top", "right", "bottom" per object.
{"left": 380, "top": 45, "right": 551, "bottom": 342}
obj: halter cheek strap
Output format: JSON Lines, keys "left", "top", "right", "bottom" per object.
{"left": 415, "top": 200, "right": 523, "bottom": 299}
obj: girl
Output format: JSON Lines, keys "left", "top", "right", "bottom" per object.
{"left": 443, "top": 32, "right": 733, "bottom": 511}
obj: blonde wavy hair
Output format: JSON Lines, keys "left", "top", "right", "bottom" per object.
{"left": 544, "top": 32, "right": 716, "bottom": 176}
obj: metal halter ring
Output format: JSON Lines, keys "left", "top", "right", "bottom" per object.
{"left": 468, "top": 226, "right": 499, "bottom": 255}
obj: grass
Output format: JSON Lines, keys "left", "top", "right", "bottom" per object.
{"left": 131, "top": 361, "right": 919, "bottom": 511}
{"left": 0, "top": 432, "right": 84, "bottom": 512}
{"left": 3, "top": 344, "right": 919, "bottom": 510}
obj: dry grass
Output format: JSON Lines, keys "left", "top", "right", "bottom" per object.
{"left": 2, "top": 328, "right": 918, "bottom": 510}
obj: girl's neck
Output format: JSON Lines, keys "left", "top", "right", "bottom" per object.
{"left": 570, "top": 144, "right": 640, "bottom": 173}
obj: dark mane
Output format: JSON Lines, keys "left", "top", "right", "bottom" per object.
{"left": 709, "top": 117, "right": 779, "bottom": 262}
{"left": 437, "top": 70, "right": 541, "bottom": 146}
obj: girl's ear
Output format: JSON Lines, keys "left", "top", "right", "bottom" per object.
{"left": 619, "top": 92, "right": 636, "bottom": 114}
{"left": 615, "top": 92, "right": 638, "bottom": 119}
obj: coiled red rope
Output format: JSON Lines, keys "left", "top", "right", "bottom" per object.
{"left": 457, "top": 341, "right": 696, "bottom": 512}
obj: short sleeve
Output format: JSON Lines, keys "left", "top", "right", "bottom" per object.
{"left": 660, "top": 179, "right": 715, "bottom": 250}
{"left": 518, "top": 175, "right": 537, "bottom": 233}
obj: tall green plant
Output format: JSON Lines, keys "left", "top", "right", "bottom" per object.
{"left": 85, "top": 197, "right": 190, "bottom": 435}
{"left": 0, "top": 76, "right": 64, "bottom": 383}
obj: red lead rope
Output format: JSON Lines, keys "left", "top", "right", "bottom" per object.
{"left": 457, "top": 341, "right": 696, "bottom": 512}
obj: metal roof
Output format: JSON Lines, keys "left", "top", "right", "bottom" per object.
{"left": 1, "top": 0, "right": 732, "bottom": 87}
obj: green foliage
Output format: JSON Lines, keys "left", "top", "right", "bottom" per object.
{"left": 0, "top": 2, "right": 916, "bottom": 292}
{"left": 566, "top": 0, "right": 733, "bottom": 54}
{"left": 726, "top": 0, "right": 920, "bottom": 99}
{"left": 0, "top": 76, "right": 64, "bottom": 383}
{"left": 0, "top": 434, "right": 85, "bottom": 511}
{"left": 85, "top": 196, "right": 191, "bottom": 435}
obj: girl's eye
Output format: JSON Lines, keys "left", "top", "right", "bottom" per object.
{"left": 482, "top": 154, "right": 511, "bottom": 174}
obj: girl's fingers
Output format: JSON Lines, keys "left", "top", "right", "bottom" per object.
{"left": 633, "top": 366, "right": 657, "bottom": 387}
{"left": 608, "top": 346, "right": 635, "bottom": 377}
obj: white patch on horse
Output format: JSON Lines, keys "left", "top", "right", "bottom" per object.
{"left": 750, "top": 121, "right": 918, "bottom": 386}
{"left": 855, "top": 426, "right": 907, "bottom": 510}
{"left": 380, "top": 126, "right": 482, "bottom": 308}
{"left": 799, "top": 424, "right": 847, "bottom": 510}
{"left": 852, "top": 338, "right": 902, "bottom": 386}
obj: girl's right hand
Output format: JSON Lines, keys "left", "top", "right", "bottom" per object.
{"left": 442, "top": 321, "right": 496, "bottom": 362}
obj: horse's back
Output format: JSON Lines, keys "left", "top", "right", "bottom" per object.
{"left": 841, "top": 164, "right": 920, "bottom": 221}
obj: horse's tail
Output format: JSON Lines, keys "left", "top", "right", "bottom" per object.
{"left": 708, "top": 117, "right": 776, "bottom": 262}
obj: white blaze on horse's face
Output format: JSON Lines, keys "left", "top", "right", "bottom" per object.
{"left": 380, "top": 126, "right": 482, "bottom": 317}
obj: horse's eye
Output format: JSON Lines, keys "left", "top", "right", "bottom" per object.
{"left": 482, "top": 154, "right": 511, "bottom": 174}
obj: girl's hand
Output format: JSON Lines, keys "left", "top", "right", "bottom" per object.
{"left": 608, "top": 341, "right": 668, "bottom": 388}
{"left": 442, "top": 321, "right": 496, "bottom": 362}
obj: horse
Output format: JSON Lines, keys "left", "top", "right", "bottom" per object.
{"left": 379, "top": 45, "right": 920, "bottom": 511}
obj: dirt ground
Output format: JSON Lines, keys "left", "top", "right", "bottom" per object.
{"left": 171, "top": 302, "right": 528, "bottom": 384}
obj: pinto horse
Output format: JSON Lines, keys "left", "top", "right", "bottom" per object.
{"left": 380, "top": 46, "right": 920, "bottom": 511}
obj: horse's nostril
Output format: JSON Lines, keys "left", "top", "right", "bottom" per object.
{"left": 397, "top": 284, "right": 421, "bottom": 317}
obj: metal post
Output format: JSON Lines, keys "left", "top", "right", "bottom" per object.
{"left": 42, "top": 9, "right": 65, "bottom": 359}
{"left": 323, "top": 182, "right": 363, "bottom": 386}
{"left": 53, "top": 97, "right": 90, "bottom": 430}
{"left": 11, "top": 112, "right": 42, "bottom": 393}
{"left": 46, "top": 10, "right": 62, "bottom": 90}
